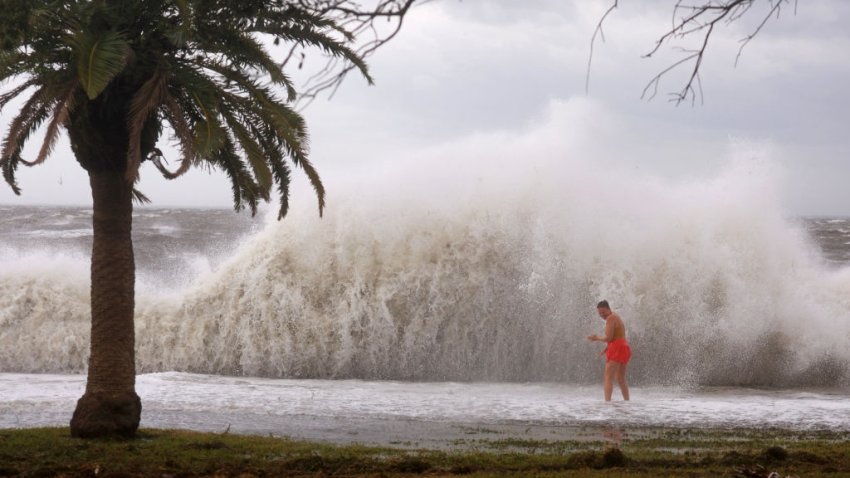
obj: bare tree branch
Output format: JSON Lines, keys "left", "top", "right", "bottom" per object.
{"left": 734, "top": 0, "right": 786, "bottom": 66}
{"left": 589, "top": 0, "right": 794, "bottom": 106}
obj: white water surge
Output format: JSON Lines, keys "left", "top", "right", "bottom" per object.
{"left": 2, "top": 373, "right": 848, "bottom": 444}
{"left": 1, "top": 100, "right": 849, "bottom": 388}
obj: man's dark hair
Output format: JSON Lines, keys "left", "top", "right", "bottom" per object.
{"left": 597, "top": 300, "right": 610, "bottom": 309}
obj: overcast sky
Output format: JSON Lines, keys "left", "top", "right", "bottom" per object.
{"left": 1, "top": 0, "right": 849, "bottom": 215}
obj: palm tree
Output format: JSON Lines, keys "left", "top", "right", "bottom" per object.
{"left": 0, "top": 0, "right": 377, "bottom": 438}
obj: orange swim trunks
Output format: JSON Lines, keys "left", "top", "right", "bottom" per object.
{"left": 606, "top": 338, "right": 631, "bottom": 364}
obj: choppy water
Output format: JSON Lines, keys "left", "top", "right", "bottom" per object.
{"left": 804, "top": 217, "right": 850, "bottom": 265}
{"left": 0, "top": 205, "right": 261, "bottom": 290}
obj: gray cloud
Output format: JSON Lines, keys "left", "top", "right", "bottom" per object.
{"left": 1, "top": 0, "right": 848, "bottom": 215}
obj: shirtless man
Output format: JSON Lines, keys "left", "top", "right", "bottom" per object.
{"left": 586, "top": 300, "right": 631, "bottom": 401}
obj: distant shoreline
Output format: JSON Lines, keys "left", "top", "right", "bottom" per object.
{"left": 3, "top": 202, "right": 850, "bottom": 219}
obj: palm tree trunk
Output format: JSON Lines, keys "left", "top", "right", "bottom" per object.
{"left": 70, "top": 169, "right": 141, "bottom": 437}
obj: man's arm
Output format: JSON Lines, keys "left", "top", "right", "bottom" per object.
{"left": 586, "top": 318, "right": 615, "bottom": 343}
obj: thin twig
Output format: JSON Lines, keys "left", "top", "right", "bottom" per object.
{"left": 636, "top": 0, "right": 792, "bottom": 105}
{"left": 291, "top": 0, "right": 421, "bottom": 108}
{"left": 586, "top": 0, "right": 619, "bottom": 95}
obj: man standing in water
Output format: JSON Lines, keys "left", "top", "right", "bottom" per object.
{"left": 587, "top": 300, "right": 631, "bottom": 401}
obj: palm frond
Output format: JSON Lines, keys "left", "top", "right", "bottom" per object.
{"left": 1, "top": 85, "right": 50, "bottom": 163}
{"left": 126, "top": 67, "right": 169, "bottom": 181}
{"left": 244, "top": 102, "right": 323, "bottom": 216}
{"left": 31, "top": 80, "right": 78, "bottom": 166}
{"left": 71, "top": 29, "right": 129, "bottom": 100}
{"left": 131, "top": 187, "right": 151, "bottom": 204}
{"left": 0, "top": 50, "right": 27, "bottom": 82}
{"left": 192, "top": 57, "right": 323, "bottom": 215}
{"left": 262, "top": 101, "right": 324, "bottom": 216}
{"left": 192, "top": 105, "right": 226, "bottom": 158}
{"left": 269, "top": 6, "right": 350, "bottom": 37}
{"left": 214, "top": 144, "right": 246, "bottom": 212}
{"left": 298, "top": 154, "right": 324, "bottom": 215}
{"left": 0, "top": 87, "right": 52, "bottom": 193}
{"left": 261, "top": 101, "right": 307, "bottom": 158}
{"left": 204, "top": 27, "right": 286, "bottom": 82}
{"left": 271, "top": 161, "right": 292, "bottom": 220}
{"left": 240, "top": 114, "right": 292, "bottom": 219}
{"left": 222, "top": 108, "right": 272, "bottom": 199}
{"left": 268, "top": 23, "right": 372, "bottom": 85}
{"left": 167, "top": 64, "right": 227, "bottom": 159}
{"left": 210, "top": 135, "right": 262, "bottom": 216}
{"left": 0, "top": 78, "right": 38, "bottom": 112}
{"left": 159, "top": 90, "right": 195, "bottom": 179}
{"left": 170, "top": 0, "right": 192, "bottom": 47}
{"left": 260, "top": 133, "right": 292, "bottom": 220}
{"left": 194, "top": 58, "right": 269, "bottom": 97}
{"left": 0, "top": 151, "right": 21, "bottom": 194}
{"left": 241, "top": 115, "right": 291, "bottom": 220}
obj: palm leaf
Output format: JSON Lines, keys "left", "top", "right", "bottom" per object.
{"left": 271, "top": 160, "right": 292, "bottom": 220}
{"left": 126, "top": 67, "right": 169, "bottom": 181}
{"left": 222, "top": 108, "right": 272, "bottom": 199}
{"left": 253, "top": 126, "right": 293, "bottom": 220}
{"left": 213, "top": 145, "right": 246, "bottom": 212}
{"left": 260, "top": 101, "right": 307, "bottom": 157}
{"left": 232, "top": 89, "right": 324, "bottom": 215}
{"left": 265, "top": 103, "right": 324, "bottom": 216}
{"left": 210, "top": 135, "right": 261, "bottom": 215}
{"left": 238, "top": 115, "right": 292, "bottom": 218}
{"left": 31, "top": 80, "right": 78, "bottom": 166}
{"left": 159, "top": 90, "right": 195, "bottom": 179}
{"left": 292, "top": 150, "right": 325, "bottom": 217}
{"left": 0, "top": 87, "right": 52, "bottom": 193}
{"left": 0, "top": 78, "right": 37, "bottom": 112}
{"left": 72, "top": 29, "right": 129, "bottom": 100}
{"left": 203, "top": 27, "right": 288, "bottom": 84}
{"left": 173, "top": 0, "right": 192, "bottom": 29}
{"left": 193, "top": 114, "right": 226, "bottom": 158}
{"left": 131, "top": 187, "right": 151, "bottom": 204}
{"left": 241, "top": 98, "right": 324, "bottom": 216}
{"left": 169, "top": 65, "right": 226, "bottom": 159}
{"left": 0, "top": 152, "right": 21, "bottom": 194}
{"left": 0, "top": 50, "right": 27, "bottom": 81}
{"left": 268, "top": 23, "right": 373, "bottom": 85}
{"left": 197, "top": 62, "right": 323, "bottom": 216}
{"left": 1, "top": 85, "right": 49, "bottom": 162}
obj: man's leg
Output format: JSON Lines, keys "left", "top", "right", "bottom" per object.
{"left": 616, "top": 362, "right": 630, "bottom": 401}
{"left": 604, "top": 361, "right": 617, "bottom": 401}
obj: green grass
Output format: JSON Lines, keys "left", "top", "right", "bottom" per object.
{"left": 0, "top": 427, "right": 848, "bottom": 477}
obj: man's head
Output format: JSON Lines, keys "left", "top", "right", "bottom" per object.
{"left": 597, "top": 300, "right": 611, "bottom": 319}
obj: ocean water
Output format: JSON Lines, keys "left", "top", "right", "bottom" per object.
{"left": 1, "top": 155, "right": 850, "bottom": 440}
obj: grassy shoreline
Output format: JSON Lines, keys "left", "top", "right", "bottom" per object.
{"left": 1, "top": 426, "right": 848, "bottom": 477}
